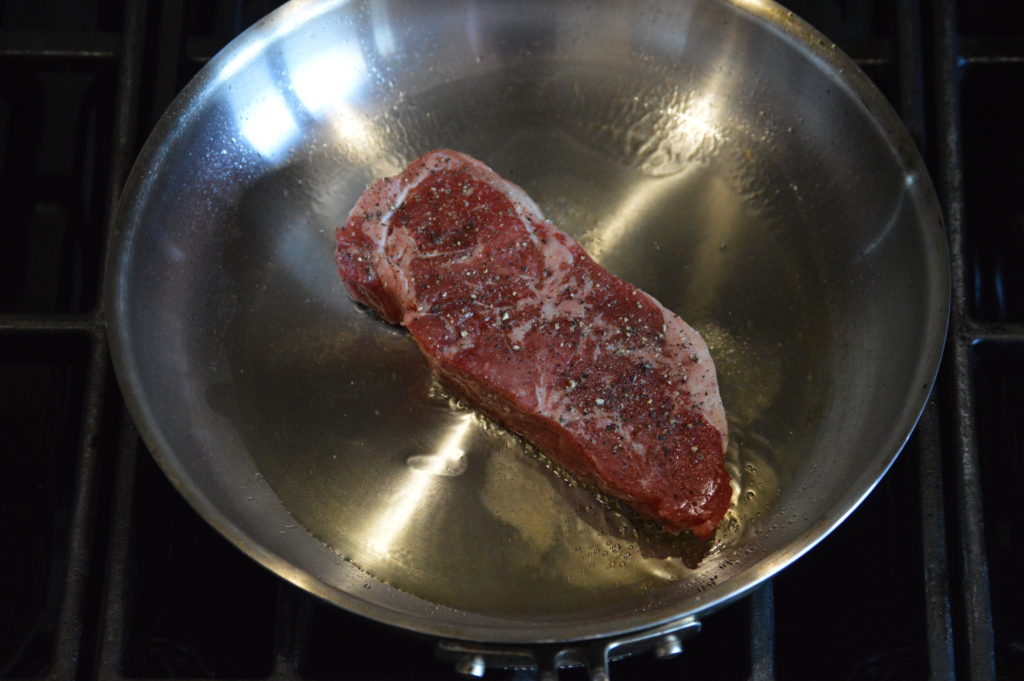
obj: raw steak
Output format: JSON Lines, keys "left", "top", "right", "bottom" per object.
{"left": 335, "top": 150, "right": 731, "bottom": 538}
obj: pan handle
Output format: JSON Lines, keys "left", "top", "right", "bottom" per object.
{"left": 437, "top": 617, "right": 701, "bottom": 680}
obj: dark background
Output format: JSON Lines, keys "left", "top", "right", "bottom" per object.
{"left": 0, "top": 1, "right": 1021, "bottom": 679}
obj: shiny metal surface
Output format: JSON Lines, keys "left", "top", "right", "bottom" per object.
{"left": 107, "top": 0, "right": 949, "bottom": 644}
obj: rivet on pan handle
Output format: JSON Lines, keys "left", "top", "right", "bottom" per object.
{"left": 437, "top": 617, "right": 701, "bottom": 680}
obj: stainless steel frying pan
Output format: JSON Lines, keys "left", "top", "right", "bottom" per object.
{"left": 107, "top": 0, "right": 949, "bottom": 675}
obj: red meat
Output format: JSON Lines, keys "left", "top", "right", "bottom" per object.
{"left": 336, "top": 150, "right": 731, "bottom": 538}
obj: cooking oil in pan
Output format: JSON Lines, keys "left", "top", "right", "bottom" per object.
{"left": 247, "top": 261, "right": 804, "bottom": 619}
{"left": 318, "top": 379, "right": 782, "bottom": 618}
{"left": 237, "top": 65, "right": 830, "bottom": 616}
{"left": 244, "top": 174, "right": 821, "bottom": 618}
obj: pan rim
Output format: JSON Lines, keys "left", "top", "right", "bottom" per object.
{"left": 105, "top": 0, "right": 951, "bottom": 645}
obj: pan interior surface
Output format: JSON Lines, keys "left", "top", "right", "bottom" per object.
{"left": 109, "top": 0, "right": 948, "bottom": 642}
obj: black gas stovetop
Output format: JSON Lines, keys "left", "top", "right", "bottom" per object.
{"left": 1, "top": 1, "right": 1021, "bottom": 680}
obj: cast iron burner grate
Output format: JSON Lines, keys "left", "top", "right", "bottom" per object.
{"left": 0, "top": 1, "right": 1019, "bottom": 679}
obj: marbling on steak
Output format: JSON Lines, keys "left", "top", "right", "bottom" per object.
{"left": 335, "top": 150, "right": 731, "bottom": 538}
